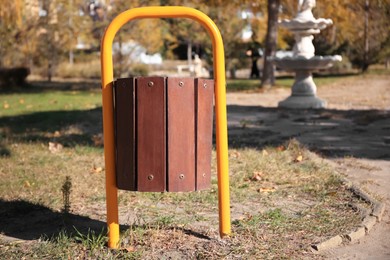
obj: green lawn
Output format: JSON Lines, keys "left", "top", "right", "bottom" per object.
{"left": 0, "top": 89, "right": 101, "bottom": 117}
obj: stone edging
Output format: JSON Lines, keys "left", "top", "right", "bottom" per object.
{"left": 312, "top": 180, "right": 386, "bottom": 252}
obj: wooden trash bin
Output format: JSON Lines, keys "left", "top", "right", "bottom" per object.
{"left": 113, "top": 76, "right": 214, "bottom": 192}
{"left": 101, "top": 7, "right": 231, "bottom": 248}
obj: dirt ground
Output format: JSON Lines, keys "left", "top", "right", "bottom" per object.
{"left": 226, "top": 74, "right": 390, "bottom": 259}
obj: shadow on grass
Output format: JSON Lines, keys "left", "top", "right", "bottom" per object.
{"left": 0, "top": 108, "right": 102, "bottom": 148}
{"left": 0, "top": 80, "right": 101, "bottom": 94}
{"left": 274, "top": 72, "right": 358, "bottom": 80}
{"left": 227, "top": 105, "right": 390, "bottom": 160}
{"left": 0, "top": 199, "right": 212, "bottom": 243}
{"left": 0, "top": 199, "right": 108, "bottom": 241}
{"left": 1, "top": 103, "right": 389, "bottom": 160}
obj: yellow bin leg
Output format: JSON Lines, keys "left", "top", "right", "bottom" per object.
{"left": 101, "top": 6, "right": 231, "bottom": 249}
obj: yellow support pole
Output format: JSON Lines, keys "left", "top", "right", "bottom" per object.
{"left": 101, "top": 6, "right": 231, "bottom": 249}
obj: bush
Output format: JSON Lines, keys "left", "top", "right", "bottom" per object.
{"left": 0, "top": 67, "right": 30, "bottom": 88}
{"left": 328, "top": 56, "right": 353, "bottom": 74}
{"left": 56, "top": 60, "right": 101, "bottom": 79}
{"left": 129, "top": 63, "right": 149, "bottom": 77}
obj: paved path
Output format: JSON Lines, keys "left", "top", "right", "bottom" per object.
{"left": 226, "top": 75, "right": 390, "bottom": 259}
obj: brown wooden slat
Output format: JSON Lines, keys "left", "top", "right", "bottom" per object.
{"left": 114, "top": 78, "right": 136, "bottom": 191}
{"left": 195, "top": 78, "right": 214, "bottom": 190}
{"left": 167, "top": 78, "right": 195, "bottom": 192}
{"left": 136, "top": 77, "right": 166, "bottom": 192}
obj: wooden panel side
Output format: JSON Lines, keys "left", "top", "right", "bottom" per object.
{"left": 136, "top": 77, "right": 166, "bottom": 192}
{"left": 195, "top": 78, "right": 214, "bottom": 190}
{"left": 167, "top": 77, "right": 195, "bottom": 192}
{"left": 114, "top": 78, "right": 136, "bottom": 191}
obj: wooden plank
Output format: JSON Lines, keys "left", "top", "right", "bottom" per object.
{"left": 167, "top": 77, "right": 195, "bottom": 192}
{"left": 195, "top": 78, "right": 214, "bottom": 190}
{"left": 136, "top": 77, "right": 166, "bottom": 192}
{"left": 114, "top": 78, "right": 136, "bottom": 191}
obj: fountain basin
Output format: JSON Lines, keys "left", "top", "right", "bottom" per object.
{"left": 280, "top": 18, "right": 333, "bottom": 31}
{"left": 270, "top": 55, "right": 342, "bottom": 109}
{"left": 272, "top": 55, "right": 342, "bottom": 71}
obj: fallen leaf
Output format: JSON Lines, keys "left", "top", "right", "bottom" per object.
{"left": 92, "top": 134, "right": 104, "bottom": 146}
{"left": 49, "top": 142, "right": 63, "bottom": 153}
{"left": 91, "top": 166, "right": 103, "bottom": 174}
{"left": 230, "top": 151, "right": 241, "bottom": 158}
{"left": 245, "top": 214, "right": 253, "bottom": 221}
{"left": 261, "top": 149, "right": 269, "bottom": 156}
{"left": 237, "top": 215, "right": 246, "bottom": 221}
{"left": 276, "top": 145, "right": 285, "bottom": 152}
{"left": 124, "top": 246, "right": 136, "bottom": 252}
{"left": 24, "top": 180, "right": 31, "bottom": 188}
{"left": 294, "top": 155, "right": 303, "bottom": 163}
{"left": 258, "top": 187, "right": 276, "bottom": 193}
{"left": 19, "top": 99, "right": 25, "bottom": 104}
{"left": 3, "top": 103, "right": 9, "bottom": 109}
{"left": 251, "top": 171, "right": 263, "bottom": 181}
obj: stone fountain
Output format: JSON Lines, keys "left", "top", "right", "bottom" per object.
{"left": 273, "top": 0, "right": 341, "bottom": 109}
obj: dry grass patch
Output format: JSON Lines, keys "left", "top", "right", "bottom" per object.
{"left": 0, "top": 138, "right": 365, "bottom": 259}
{"left": 0, "top": 86, "right": 367, "bottom": 258}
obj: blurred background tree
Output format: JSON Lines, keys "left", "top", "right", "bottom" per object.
{"left": 0, "top": 0, "right": 24, "bottom": 67}
{"left": 0, "top": 0, "right": 388, "bottom": 81}
{"left": 261, "top": 0, "right": 280, "bottom": 87}
{"left": 280, "top": 0, "right": 390, "bottom": 72}
{"left": 107, "top": 0, "right": 163, "bottom": 77}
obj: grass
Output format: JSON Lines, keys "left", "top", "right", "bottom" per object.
{"left": 0, "top": 89, "right": 101, "bottom": 117}
{"left": 0, "top": 80, "right": 368, "bottom": 259}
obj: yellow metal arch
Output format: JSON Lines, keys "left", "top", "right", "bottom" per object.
{"left": 101, "top": 6, "right": 230, "bottom": 248}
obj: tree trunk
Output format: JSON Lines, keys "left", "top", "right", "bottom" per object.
{"left": 261, "top": 0, "right": 280, "bottom": 88}
{"left": 69, "top": 49, "right": 74, "bottom": 65}
{"left": 187, "top": 40, "right": 192, "bottom": 65}
{"left": 363, "top": 0, "right": 370, "bottom": 73}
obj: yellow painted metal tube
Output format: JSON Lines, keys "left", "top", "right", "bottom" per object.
{"left": 101, "top": 6, "right": 231, "bottom": 248}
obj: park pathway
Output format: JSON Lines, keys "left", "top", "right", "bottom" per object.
{"left": 226, "top": 75, "right": 390, "bottom": 259}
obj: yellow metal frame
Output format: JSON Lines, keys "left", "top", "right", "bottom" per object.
{"left": 101, "top": 6, "right": 230, "bottom": 249}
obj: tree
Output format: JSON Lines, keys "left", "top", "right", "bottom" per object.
{"left": 158, "top": 0, "right": 247, "bottom": 78}
{"left": 0, "top": 0, "right": 23, "bottom": 67}
{"left": 205, "top": 2, "right": 247, "bottom": 78}
{"left": 161, "top": 0, "right": 208, "bottom": 64}
{"left": 310, "top": 0, "right": 389, "bottom": 71}
{"left": 261, "top": 0, "right": 280, "bottom": 87}
{"left": 106, "top": 0, "right": 164, "bottom": 77}
{"left": 349, "top": 0, "right": 390, "bottom": 72}
{"left": 55, "top": 0, "right": 93, "bottom": 65}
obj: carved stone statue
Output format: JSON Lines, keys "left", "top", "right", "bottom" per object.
{"left": 296, "top": 0, "right": 316, "bottom": 22}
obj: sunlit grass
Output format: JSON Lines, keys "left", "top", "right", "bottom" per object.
{"left": 0, "top": 90, "right": 101, "bottom": 117}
